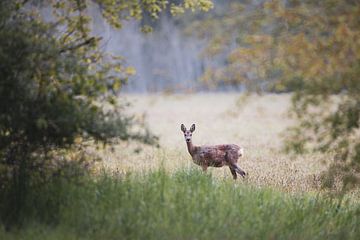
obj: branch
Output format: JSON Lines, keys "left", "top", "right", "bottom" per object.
{"left": 61, "top": 27, "right": 76, "bottom": 43}
{"left": 59, "top": 37, "right": 102, "bottom": 53}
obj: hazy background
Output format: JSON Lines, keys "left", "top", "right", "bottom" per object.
{"left": 90, "top": 0, "right": 240, "bottom": 92}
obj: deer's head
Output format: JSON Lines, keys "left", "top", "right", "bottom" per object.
{"left": 181, "top": 124, "right": 195, "bottom": 143}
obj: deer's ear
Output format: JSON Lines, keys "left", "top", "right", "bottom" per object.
{"left": 190, "top": 124, "right": 195, "bottom": 132}
{"left": 181, "top": 124, "right": 186, "bottom": 133}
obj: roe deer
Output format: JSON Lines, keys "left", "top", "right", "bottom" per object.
{"left": 181, "top": 124, "right": 246, "bottom": 179}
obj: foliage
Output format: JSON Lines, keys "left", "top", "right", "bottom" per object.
{"left": 0, "top": 0, "right": 213, "bottom": 227}
{"left": 1, "top": 169, "right": 360, "bottom": 239}
{"left": 189, "top": 0, "right": 360, "bottom": 191}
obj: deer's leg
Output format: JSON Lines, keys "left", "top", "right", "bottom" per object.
{"left": 231, "top": 163, "right": 246, "bottom": 178}
{"left": 229, "top": 167, "right": 237, "bottom": 180}
{"left": 201, "top": 165, "right": 208, "bottom": 172}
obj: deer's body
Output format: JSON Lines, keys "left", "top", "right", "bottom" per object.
{"left": 181, "top": 124, "right": 246, "bottom": 179}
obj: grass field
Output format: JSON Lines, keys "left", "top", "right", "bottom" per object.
{"left": 2, "top": 94, "right": 359, "bottom": 239}
{"left": 98, "top": 93, "right": 328, "bottom": 192}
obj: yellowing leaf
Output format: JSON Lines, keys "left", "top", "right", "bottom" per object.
{"left": 125, "top": 66, "right": 136, "bottom": 75}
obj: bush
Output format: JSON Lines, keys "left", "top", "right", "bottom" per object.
{"left": 0, "top": 1, "right": 157, "bottom": 227}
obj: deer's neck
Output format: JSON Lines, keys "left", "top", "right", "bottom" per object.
{"left": 186, "top": 141, "right": 196, "bottom": 156}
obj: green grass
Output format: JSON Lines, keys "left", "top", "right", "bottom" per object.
{"left": 1, "top": 168, "right": 360, "bottom": 240}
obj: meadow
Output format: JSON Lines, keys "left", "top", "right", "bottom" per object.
{"left": 2, "top": 94, "right": 359, "bottom": 239}
{"left": 99, "top": 93, "right": 328, "bottom": 192}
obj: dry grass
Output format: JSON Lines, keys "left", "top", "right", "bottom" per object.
{"left": 96, "top": 93, "right": 329, "bottom": 193}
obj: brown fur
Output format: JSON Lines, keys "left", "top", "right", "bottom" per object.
{"left": 181, "top": 124, "right": 246, "bottom": 179}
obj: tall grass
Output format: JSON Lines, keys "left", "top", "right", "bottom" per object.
{"left": 1, "top": 168, "right": 359, "bottom": 239}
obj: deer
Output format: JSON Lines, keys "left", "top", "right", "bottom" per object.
{"left": 181, "top": 124, "right": 246, "bottom": 180}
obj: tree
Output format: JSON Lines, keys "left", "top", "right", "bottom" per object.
{"left": 0, "top": 0, "right": 213, "bottom": 226}
{"left": 190, "top": 0, "right": 360, "bottom": 191}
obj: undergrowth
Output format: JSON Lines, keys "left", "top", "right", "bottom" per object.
{"left": 1, "top": 168, "right": 359, "bottom": 239}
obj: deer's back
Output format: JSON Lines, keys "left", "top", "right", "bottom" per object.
{"left": 192, "top": 144, "right": 240, "bottom": 167}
